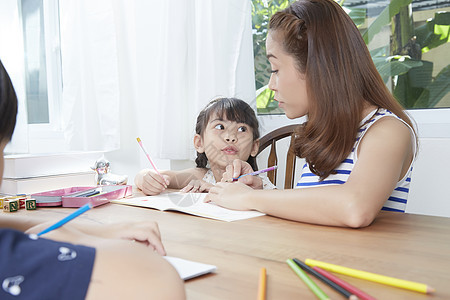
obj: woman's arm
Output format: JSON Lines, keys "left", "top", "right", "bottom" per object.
{"left": 208, "top": 117, "right": 414, "bottom": 228}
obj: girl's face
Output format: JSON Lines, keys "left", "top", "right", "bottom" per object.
{"left": 266, "top": 31, "right": 309, "bottom": 119}
{"left": 194, "top": 114, "right": 259, "bottom": 170}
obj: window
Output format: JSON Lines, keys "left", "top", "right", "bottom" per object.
{"left": 252, "top": 0, "right": 450, "bottom": 115}
{"left": 1, "top": 0, "right": 64, "bottom": 154}
{"left": 20, "top": 0, "right": 63, "bottom": 129}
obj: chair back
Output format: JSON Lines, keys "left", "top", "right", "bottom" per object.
{"left": 257, "top": 124, "right": 298, "bottom": 189}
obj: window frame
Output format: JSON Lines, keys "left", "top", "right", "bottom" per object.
{"left": 19, "top": 0, "right": 66, "bottom": 153}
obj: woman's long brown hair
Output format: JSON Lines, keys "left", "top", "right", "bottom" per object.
{"left": 269, "top": 0, "right": 417, "bottom": 180}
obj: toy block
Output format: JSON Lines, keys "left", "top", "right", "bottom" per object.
{"left": 3, "top": 199, "right": 19, "bottom": 212}
{"left": 25, "top": 199, "right": 37, "bottom": 210}
{"left": 19, "top": 198, "right": 26, "bottom": 209}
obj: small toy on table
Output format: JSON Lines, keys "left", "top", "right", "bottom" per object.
{"left": 91, "top": 156, "right": 128, "bottom": 185}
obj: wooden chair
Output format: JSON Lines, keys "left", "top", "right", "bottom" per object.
{"left": 257, "top": 124, "right": 299, "bottom": 189}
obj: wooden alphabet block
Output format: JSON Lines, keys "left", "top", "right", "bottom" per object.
{"left": 19, "top": 198, "right": 26, "bottom": 209}
{"left": 25, "top": 199, "right": 37, "bottom": 210}
{"left": 3, "top": 199, "right": 19, "bottom": 212}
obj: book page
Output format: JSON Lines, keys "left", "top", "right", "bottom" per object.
{"left": 163, "top": 256, "right": 217, "bottom": 280}
{"left": 112, "top": 192, "right": 265, "bottom": 222}
{"left": 112, "top": 194, "right": 174, "bottom": 211}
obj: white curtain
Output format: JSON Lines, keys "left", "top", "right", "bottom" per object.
{"left": 130, "top": 0, "right": 256, "bottom": 160}
{"left": 1, "top": 0, "right": 256, "bottom": 161}
{"left": 59, "top": 0, "right": 121, "bottom": 151}
{"left": 0, "top": 0, "right": 29, "bottom": 154}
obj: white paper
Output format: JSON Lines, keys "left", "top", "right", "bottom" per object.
{"left": 112, "top": 192, "right": 265, "bottom": 222}
{"left": 164, "top": 256, "right": 217, "bottom": 280}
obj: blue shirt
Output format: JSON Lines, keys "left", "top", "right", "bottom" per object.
{"left": 0, "top": 229, "right": 95, "bottom": 299}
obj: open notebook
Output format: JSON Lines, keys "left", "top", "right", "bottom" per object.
{"left": 112, "top": 192, "right": 265, "bottom": 222}
{"left": 164, "top": 256, "right": 216, "bottom": 280}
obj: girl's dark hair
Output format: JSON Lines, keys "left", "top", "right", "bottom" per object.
{"left": 195, "top": 97, "right": 259, "bottom": 170}
{"left": 0, "top": 60, "right": 18, "bottom": 144}
{"left": 269, "top": 0, "right": 417, "bottom": 180}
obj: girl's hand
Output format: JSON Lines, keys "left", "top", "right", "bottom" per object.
{"left": 26, "top": 221, "right": 167, "bottom": 256}
{"left": 140, "top": 170, "right": 170, "bottom": 196}
{"left": 206, "top": 182, "right": 254, "bottom": 211}
{"left": 180, "top": 180, "right": 213, "bottom": 193}
{"left": 222, "top": 159, "right": 263, "bottom": 189}
{"left": 99, "top": 221, "right": 166, "bottom": 255}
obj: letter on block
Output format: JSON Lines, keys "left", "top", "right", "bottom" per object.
{"left": 19, "top": 198, "right": 26, "bottom": 209}
{"left": 10, "top": 200, "right": 19, "bottom": 212}
{"left": 25, "top": 199, "right": 37, "bottom": 210}
{"left": 3, "top": 200, "right": 19, "bottom": 212}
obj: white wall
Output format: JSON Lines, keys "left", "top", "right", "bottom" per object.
{"left": 406, "top": 138, "right": 450, "bottom": 217}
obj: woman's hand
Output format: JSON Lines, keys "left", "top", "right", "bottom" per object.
{"left": 137, "top": 169, "right": 170, "bottom": 196}
{"left": 222, "top": 159, "right": 263, "bottom": 189}
{"left": 206, "top": 182, "right": 254, "bottom": 211}
{"left": 180, "top": 180, "right": 213, "bottom": 193}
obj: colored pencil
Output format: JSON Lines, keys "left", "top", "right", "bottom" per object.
{"left": 72, "top": 188, "right": 101, "bottom": 198}
{"left": 305, "top": 259, "right": 435, "bottom": 294}
{"left": 37, "top": 202, "right": 93, "bottom": 236}
{"left": 232, "top": 166, "right": 277, "bottom": 181}
{"left": 286, "top": 259, "right": 330, "bottom": 300}
{"left": 257, "top": 267, "right": 267, "bottom": 300}
{"left": 136, "top": 137, "right": 166, "bottom": 187}
{"left": 293, "top": 258, "right": 357, "bottom": 300}
{"left": 313, "top": 266, "right": 376, "bottom": 300}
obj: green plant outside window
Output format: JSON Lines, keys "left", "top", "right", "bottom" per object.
{"left": 252, "top": 0, "right": 450, "bottom": 114}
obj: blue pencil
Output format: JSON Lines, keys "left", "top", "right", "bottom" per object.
{"left": 232, "top": 166, "right": 278, "bottom": 181}
{"left": 37, "top": 202, "right": 93, "bottom": 236}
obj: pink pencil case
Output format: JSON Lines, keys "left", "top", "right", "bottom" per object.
{"left": 31, "top": 185, "right": 133, "bottom": 208}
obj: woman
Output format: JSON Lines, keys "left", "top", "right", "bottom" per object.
{"left": 206, "top": 0, "right": 417, "bottom": 228}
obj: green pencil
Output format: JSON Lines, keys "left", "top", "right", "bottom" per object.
{"left": 287, "top": 259, "right": 330, "bottom": 300}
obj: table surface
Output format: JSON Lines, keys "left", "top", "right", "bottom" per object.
{"left": 17, "top": 192, "right": 450, "bottom": 299}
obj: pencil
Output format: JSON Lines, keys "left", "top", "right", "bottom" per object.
{"left": 37, "top": 202, "right": 93, "bottom": 236}
{"left": 257, "top": 267, "right": 266, "bottom": 300}
{"left": 305, "top": 259, "right": 435, "bottom": 294}
{"left": 313, "top": 266, "right": 376, "bottom": 300}
{"left": 232, "top": 166, "right": 277, "bottom": 181}
{"left": 136, "top": 137, "right": 167, "bottom": 187}
{"left": 286, "top": 259, "right": 330, "bottom": 300}
{"left": 293, "top": 258, "right": 357, "bottom": 300}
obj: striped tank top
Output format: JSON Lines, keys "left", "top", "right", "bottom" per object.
{"left": 295, "top": 108, "right": 417, "bottom": 212}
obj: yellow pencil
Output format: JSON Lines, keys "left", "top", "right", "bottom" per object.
{"left": 305, "top": 259, "right": 435, "bottom": 294}
{"left": 257, "top": 267, "right": 266, "bottom": 300}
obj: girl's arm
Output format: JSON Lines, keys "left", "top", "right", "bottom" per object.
{"left": 135, "top": 167, "right": 207, "bottom": 195}
{"left": 207, "top": 117, "right": 414, "bottom": 228}
{"left": 0, "top": 214, "right": 47, "bottom": 231}
{"left": 1, "top": 214, "right": 167, "bottom": 255}
{"left": 24, "top": 224, "right": 185, "bottom": 299}
{"left": 26, "top": 219, "right": 167, "bottom": 255}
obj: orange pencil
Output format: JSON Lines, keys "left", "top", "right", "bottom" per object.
{"left": 258, "top": 267, "right": 266, "bottom": 300}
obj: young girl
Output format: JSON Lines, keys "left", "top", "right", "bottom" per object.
{"left": 206, "top": 0, "right": 417, "bottom": 228}
{"left": 135, "top": 97, "right": 275, "bottom": 195}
